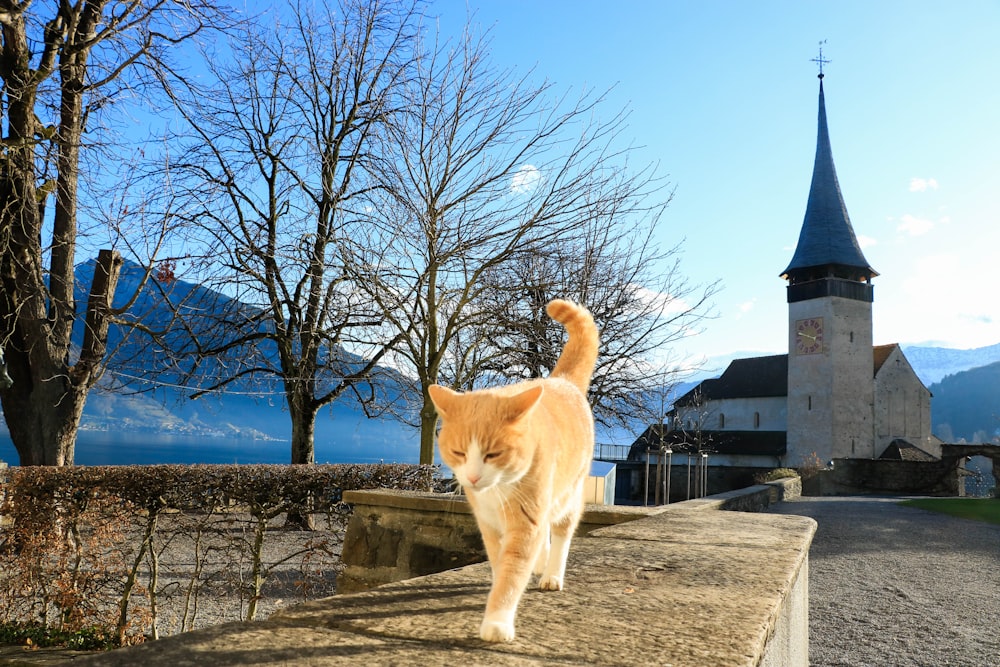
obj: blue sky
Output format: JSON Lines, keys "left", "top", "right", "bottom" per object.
{"left": 429, "top": 1, "right": 1000, "bottom": 370}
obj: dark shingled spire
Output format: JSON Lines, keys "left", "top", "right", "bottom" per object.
{"left": 781, "top": 77, "right": 877, "bottom": 282}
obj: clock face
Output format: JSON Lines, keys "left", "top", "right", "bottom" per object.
{"left": 795, "top": 317, "right": 824, "bottom": 355}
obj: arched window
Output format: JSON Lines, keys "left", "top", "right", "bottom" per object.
{"left": 754, "top": 412, "right": 760, "bottom": 429}
{"left": 719, "top": 413, "right": 725, "bottom": 429}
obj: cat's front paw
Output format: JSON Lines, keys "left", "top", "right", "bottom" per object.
{"left": 538, "top": 574, "right": 563, "bottom": 591}
{"left": 480, "top": 618, "right": 516, "bottom": 643}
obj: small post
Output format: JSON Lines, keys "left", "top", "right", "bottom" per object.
{"left": 665, "top": 448, "right": 673, "bottom": 504}
{"left": 644, "top": 448, "right": 650, "bottom": 506}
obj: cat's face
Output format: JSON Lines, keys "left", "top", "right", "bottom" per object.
{"left": 440, "top": 431, "right": 521, "bottom": 491}
{"left": 428, "top": 385, "right": 542, "bottom": 492}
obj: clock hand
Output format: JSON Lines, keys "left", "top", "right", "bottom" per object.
{"left": 797, "top": 332, "right": 816, "bottom": 342}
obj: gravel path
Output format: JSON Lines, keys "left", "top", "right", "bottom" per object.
{"left": 765, "top": 496, "right": 1000, "bottom": 667}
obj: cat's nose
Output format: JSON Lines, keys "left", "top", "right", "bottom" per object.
{"left": 467, "top": 472, "right": 481, "bottom": 486}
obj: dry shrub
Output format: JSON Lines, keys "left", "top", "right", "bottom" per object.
{"left": 754, "top": 467, "right": 800, "bottom": 484}
{"left": 0, "top": 463, "right": 434, "bottom": 647}
{"left": 797, "top": 452, "right": 825, "bottom": 481}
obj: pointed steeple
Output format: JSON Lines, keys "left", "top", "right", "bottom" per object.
{"left": 781, "top": 76, "right": 877, "bottom": 283}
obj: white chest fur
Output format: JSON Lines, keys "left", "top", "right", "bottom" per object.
{"left": 470, "top": 486, "right": 512, "bottom": 533}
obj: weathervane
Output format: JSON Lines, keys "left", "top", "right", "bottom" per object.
{"left": 811, "top": 40, "right": 830, "bottom": 79}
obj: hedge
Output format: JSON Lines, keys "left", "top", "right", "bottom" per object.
{"left": 0, "top": 463, "right": 436, "bottom": 648}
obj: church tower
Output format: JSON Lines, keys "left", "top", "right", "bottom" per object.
{"left": 781, "top": 73, "right": 878, "bottom": 466}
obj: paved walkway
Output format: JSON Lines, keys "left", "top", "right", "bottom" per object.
{"left": 766, "top": 496, "right": 1000, "bottom": 667}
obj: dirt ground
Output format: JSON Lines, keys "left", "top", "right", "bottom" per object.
{"left": 766, "top": 496, "right": 1000, "bottom": 667}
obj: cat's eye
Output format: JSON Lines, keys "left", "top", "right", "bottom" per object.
{"left": 483, "top": 452, "right": 500, "bottom": 461}
{"left": 451, "top": 450, "right": 466, "bottom": 460}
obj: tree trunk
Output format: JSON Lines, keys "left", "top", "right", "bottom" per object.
{"left": 4, "top": 381, "right": 85, "bottom": 466}
{"left": 0, "top": 8, "right": 121, "bottom": 466}
{"left": 286, "top": 392, "right": 318, "bottom": 530}
{"left": 0, "top": 250, "right": 122, "bottom": 465}
{"left": 419, "top": 395, "right": 437, "bottom": 465}
{"left": 289, "top": 398, "right": 318, "bottom": 465}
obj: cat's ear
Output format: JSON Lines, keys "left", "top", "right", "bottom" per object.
{"left": 504, "top": 385, "right": 543, "bottom": 422}
{"left": 428, "top": 384, "right": 460, "bottom": 419}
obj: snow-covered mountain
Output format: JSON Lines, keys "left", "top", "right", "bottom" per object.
{"left": 69, "top": 258, "right": 419, "bottom": 452}
{"left": 22, "top": 257, "right": 1000, "bottom": 450}
{"left": 900, "top": 342, "right": 1000, "bottom": 385}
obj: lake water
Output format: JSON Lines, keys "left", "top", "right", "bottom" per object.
{"left": 0, "top": 430, "right": 422, "bottom": 467}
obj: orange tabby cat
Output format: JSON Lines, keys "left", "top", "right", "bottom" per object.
{"left": 428, "top": 299, "right": 599, "bottom": 643}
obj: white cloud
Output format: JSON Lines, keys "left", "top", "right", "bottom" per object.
{"left": 896, "top": 214, "right": 934, "bottom": 236}
{"left": 909, "top": 177, "right": 939, "bottom": 192}
{"left": 510, "top": 164, "right": 541, "bottom": 194}
{"left": 736, "top": 299, "right": 755, "bottom": 319}
{"left": 857, "top": 234, "right": 877, "bottom": 249}
{"left": 633, "top": 285, "right": 690, "bottom": 317}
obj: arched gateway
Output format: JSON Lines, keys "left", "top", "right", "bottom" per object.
{"left": 940, "top": 444, "right": 1000, "bottom": 496}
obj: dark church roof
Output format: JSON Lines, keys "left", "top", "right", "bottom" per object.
{"left": 675, "top": 345, "right": 927, "bottom": 406}
{"left": 674, "top": 355, "right": 787, "bottom": 406}
{"left": 781, "top": 77, "right": 877, "bottom": 281}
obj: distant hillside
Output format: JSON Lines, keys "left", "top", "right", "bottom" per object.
{"left": 66, "top": 258, "right": 420, "bottom": 454}
{"left": 901, "top": 342, "right": 1000, "bottom": 385}
{"left": 928, "top": 361, "right": 1000, "bottom": 443}
{"left": 7, "top": 257, "right": 1000, "bottom": 457}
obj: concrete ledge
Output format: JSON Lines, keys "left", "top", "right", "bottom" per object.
{"left": 338, "top": 477, "right": 800, "bottom": 593}
{"left": 669, "top": 478, "right": 801, "bottom": 513}
{"left": 338, "top": 490, "right": 667, "bottom": 593}
{"left": 67, "top": 482, "right": 815, "bottom": 666}
{"left": 67, "top": 511, "right": 815, "bottom": 667}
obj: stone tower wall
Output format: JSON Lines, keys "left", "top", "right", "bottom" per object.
{"left": 787, "top": 294, "right": 874, "bottom": 465}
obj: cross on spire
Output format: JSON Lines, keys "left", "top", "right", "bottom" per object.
{"left": 811, "top": 40, "right": 830, "bottom": 79}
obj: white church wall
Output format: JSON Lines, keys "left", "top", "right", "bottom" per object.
{"left": 874, "top": 347, "right": 934, "bottom": 456}
{"left": 674, "top": 396, "right": 786, "bottom": 432}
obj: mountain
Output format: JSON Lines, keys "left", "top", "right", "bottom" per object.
{"left": 11, "top": 258, "right": 1000, "bottom": 453}
{"left": 927, "top": 361, "right": 1000, "bottom": 443}
{"left": 900, "top": 342, "right": 1000, "bottom": 386}
{"left": 68, "top": 259, "right": 419, "bottom": 452}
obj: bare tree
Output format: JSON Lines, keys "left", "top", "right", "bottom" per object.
{"left": 160, "top": 0, "right": 418, "bottom": 468}
{"left": 0, "top": 0, "right": 219, "bottom": 465}
{"left": 348, "top": 25, "right": 682, "bottom": 464}
{"left": 476, "top": 215, "right": 719, "bottom": 433}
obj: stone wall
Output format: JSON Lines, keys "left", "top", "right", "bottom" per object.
{"left": 338, "top": 478, "right": 801, "bottom": 594}
{"left": 807, "top": 458, "right": 962, "bottom": 496}
{"left": 338, "top": 488, "right": 665, "bottom": 593}
{"left": 67, "top": 478, "right": 815, "bottom": 667}
{"left": 613, "top": 460, "right": 786, "bottom": 505}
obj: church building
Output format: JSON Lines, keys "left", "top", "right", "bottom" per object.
{"left": 663, "top": 73, "right": 936, "bottom": 470}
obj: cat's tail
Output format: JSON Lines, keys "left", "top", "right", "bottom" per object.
{"left": 546, "top": 299, "right": 599, "bottom": 395}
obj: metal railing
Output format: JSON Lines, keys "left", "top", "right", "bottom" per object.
{"left": 594, "top": 443, "right": 631, "bottom": 461}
